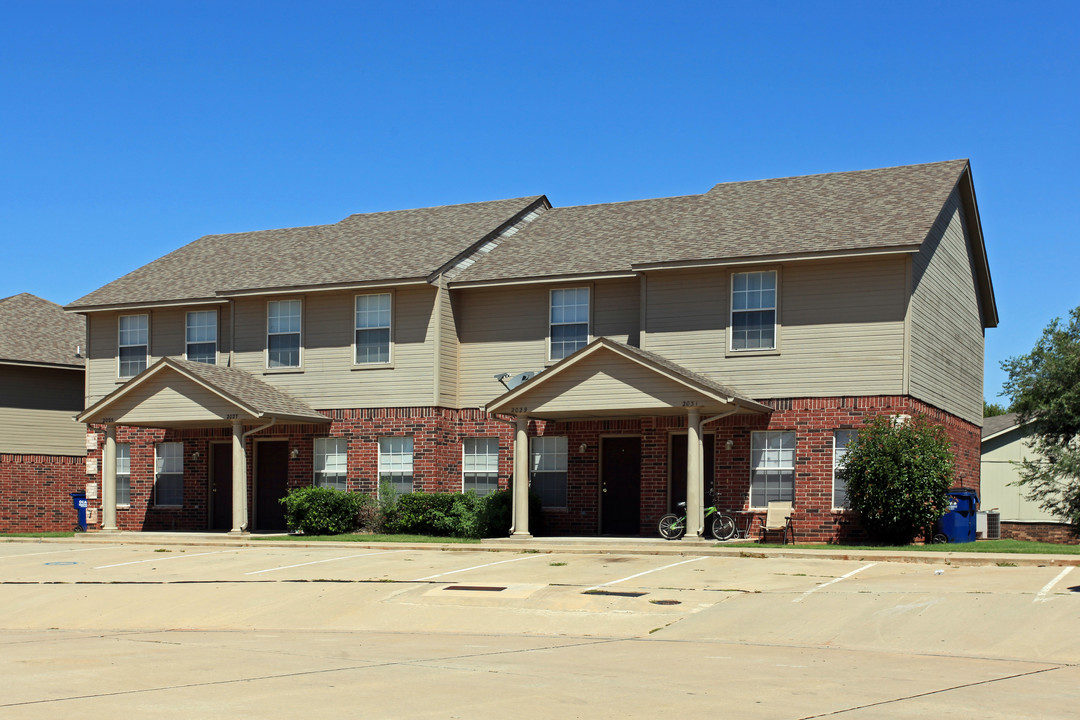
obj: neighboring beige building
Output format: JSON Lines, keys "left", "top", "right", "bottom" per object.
{"left": 981, "top": 413, "right": 1075, "bottom": 542}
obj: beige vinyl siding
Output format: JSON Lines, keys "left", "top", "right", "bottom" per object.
{"left": 436, "top": 284, "right": 459, "bottom": 407}
{"left": 97, "top": 371, "right": 244, "bottom": 424}
{"left": 0, "top": 365, "right": 85, "bottom": 455}
{"left": 230, "top": 287, "right": 437, "bottom": 409}
{"left": 981, "top": 428, "right": 1062, "bottom": 522}
{"left": 645, "top": 258, "right": 908, "bottom": 398}
{"left": 456, "top": 278, "right": 639, "bottom": 407}
{"left": 908, "top": 187, "right": 984, "bottom": 424}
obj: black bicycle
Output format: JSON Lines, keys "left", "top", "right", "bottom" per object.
{"left": 658, "top": 502, "right": 735, "bottom": 540}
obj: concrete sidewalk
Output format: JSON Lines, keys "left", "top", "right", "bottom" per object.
{"left": 10, "top": 530, "right": 1079, "bottom": 567}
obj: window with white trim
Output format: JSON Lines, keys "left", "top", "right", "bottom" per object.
{"left": 462, "top": 438, "right": 499, "bottom": 496}
{"left": 118, "top": 314, "right": 148, "bottom": 378}
{"left": 833, "top": 429, "right": 856, "bottom": 509}
{"left": 355, "top": 293, "right": 391, "bottom": 364}
{"left": 154, "top": 442, "right": 183, "bottom": 506}
{"left": 267, "top": 299, "right": 301, "bottom": 368}
{"left": 549, "top": 288, "right": 589, "bottom": 361}
{"left": 530, "top": 436, "right": 567, "bottom": 507}
{"left": 314, "top": 438, "right": 348, "bottom": 491}
{"left": 186, "top": 310, "right": 217, "bottom": 364}
{"left": 378, "top": 437, "right": 413, "bottom": 496}
{"left": 750, "top": 431, "right": 794, "bottom": 507}
{"left": 731, "top": 270, "right": 777, "bottom": 351}
{"left": 116, "top": 443, "right": 131, "bottom": 506}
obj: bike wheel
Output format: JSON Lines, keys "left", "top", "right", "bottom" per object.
{"left": 658, "top": 513, "right": 685, "bottom": 540}
{"left": 711, "top": 513, "right": 736, "bottom": 541}
{"left": 932, "top": 533, "right": 949, "bottom": 545}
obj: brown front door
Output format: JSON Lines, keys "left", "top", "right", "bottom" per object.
{"left": 255, "top": 441, "right": 289, "bottom": 531}
{"left": 210, "top": 443, "right": 232, "bottom": 531}
{"left": 669, "top": 434, "right": 716, "bottom": 512}
{"left": 600, "top": 437, "right": 642, "bottom": 535}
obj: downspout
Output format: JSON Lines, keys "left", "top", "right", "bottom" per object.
{"left": 228, "top": 298, "right": 236, "bottom": 367}
{"left": 237, "top": 418, "right": 276, "bottom": 531}
{"left": 487, "top": 413, "right": 521, "bottom": 536}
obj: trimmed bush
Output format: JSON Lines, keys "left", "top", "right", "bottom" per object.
{"left": 280, "top": 486, "right": 374, "bottom": 535}
{"left": 382, "top": 488, "right": 541, "bottom": 538}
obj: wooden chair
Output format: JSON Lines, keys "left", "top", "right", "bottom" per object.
{"left": 758, "top": 501, "right": 794, "bottom": 544}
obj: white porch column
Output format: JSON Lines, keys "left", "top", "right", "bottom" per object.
{"left": 230, "top": 420, "right": 248, "bottom": 534}
{"left": 512, "top": 415, "right": 532, "bottom": 537}
{"left": 684, "top": 408, "right": 704, "bottom": 538}
{"left": 101, "top": 424, "right": 118, "bottom": 532}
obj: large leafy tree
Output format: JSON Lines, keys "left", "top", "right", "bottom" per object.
{"left": 1001, "top": 306, "right": 1080, "bottom": 526}
{"left": 841, "top": 414, "right": 955, "bottom": 544}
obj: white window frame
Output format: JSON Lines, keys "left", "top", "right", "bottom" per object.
{"left": 462, "top": 437, "right": 499, "bottom": 497}
{"left": 529, "top": 436, "right": 568, "bottom": 508}
{"left": 185, "top": 309, "right": 218, "bottom": 365}
{"left": 833, "top": 429, "right": 857, "bottom": 510}
{"left": 729, "top": 269, "right": 778, "bottom": 352}
{"left": 354, "top": 292, "right": 392, "bottom": 365}
{"left": 750, "top": 430, "right": 795, "bottom": 508}
{"left": 314, "top": 437, "right": 348, "bottom": 491}
{"left": 116, "top": 442, "right": 131, "bottom": 507}
{"left": 154, "top": 442, "right": 183, "bottom": 507}
{"left": 117, "top": 314, "right": 148, "bottom": 379}
{"left": 266, "top": 299, "right": 302, "bottom": 369}
{"left": 378, "top": 437, "right": 414, "bottom": 497}
{"left": 548, "top": 287, "right": 590, "bottom": 362}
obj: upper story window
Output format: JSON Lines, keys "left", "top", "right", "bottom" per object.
{"left": 267, "top": 299, "right": 301, "bottom": 368}
{"left": 186, "top": 310, "right": 217, "bottom": 364}
{"left": 549, "top": 287, "right": 589, "bottom": 361}
{"left": 731, "top": 270, "right": 777, "bottom": 351}
{"left": 118, "top": 314, "right": 148, "bottom": 378}
{"left": 355, "top": 293, "right": 391, "bottom": 364}
{"left": 832, "top": 429, "right": 856, "bottom": 510}
{"left": 314, "top": 437, "right": 348, "bottom": 491}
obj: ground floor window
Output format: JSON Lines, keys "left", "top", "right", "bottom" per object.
{"left": 832, "top": 429, "right": 856, "bottom": 509}
{"left": 462, "top": 437, "right": 499, "bottom": 496}
{"left": 530, "top": 436, "right": 567, "bottom": 507}
{"left": 750, "top": 431, "right": 794, "bottom": 507}
{"left": 379, "top": 436, "right": 413, "bottom": 496}
{"left": 116, "top": 443, "right": 130, "bottom": 506}
{"left": 314, "top": 437, "right": 348, "bottom": 491}
{"left": 154, "top": 442, "right": 183, "bottom": 506}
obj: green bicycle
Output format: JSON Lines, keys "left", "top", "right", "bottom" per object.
{"left": 658, "top": 502, "right": 736, "bottom": 540}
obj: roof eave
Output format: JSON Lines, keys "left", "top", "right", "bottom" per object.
{"left": 957, "top": 164, "right": 998, "bottom": 329}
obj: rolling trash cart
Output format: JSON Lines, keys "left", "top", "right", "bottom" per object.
{"left": 70, "top": 492, "right": 88, "bottom": 532}
{"left": 934, "top": 488, "right": 979, "bottom": 544}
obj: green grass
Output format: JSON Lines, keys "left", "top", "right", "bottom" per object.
{"left": 253, "top": 533, "right": 481, "bottom": 544}
{"left": 777, "top": 539, "right": 1079, "bottom": 555}
{"left": 1, "top": 532, "right": 76, "bottom": 538}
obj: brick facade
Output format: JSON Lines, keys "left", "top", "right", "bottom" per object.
{"left": 0, "top": 453, "right": 87, "bottom": 533}
{"left": 73, "top": 395, "right": 980, "bottom": 542}
{"left": 1000, "top": 521, "right": 1079, "bottom": 544}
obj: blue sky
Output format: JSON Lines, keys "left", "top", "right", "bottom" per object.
{"left": 2, "top": 1, "right": 1077, "bottom": 402}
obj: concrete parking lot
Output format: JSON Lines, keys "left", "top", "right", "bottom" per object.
{"left": 1, "top": 538, "right": 1078, "bottom": 718}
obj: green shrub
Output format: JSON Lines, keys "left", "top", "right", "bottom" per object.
{"left": 280, "top": 486, "right": 373, "bottom": 535}
{"left": 380, "top": 487, "right": 541, "bottom": 538}
{"left": 841, "top": 414, "right": 955, "bottom": 544}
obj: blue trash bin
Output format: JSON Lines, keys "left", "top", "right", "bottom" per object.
{"left": 70, "top": 492, "right": 88, "bottom": 532}
{"left": 939, "top": 488, "right": 979, "bottom": 543}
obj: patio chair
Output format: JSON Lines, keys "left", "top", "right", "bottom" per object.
{"left": 758, "top": 501, "right": 794, "bottom": 544}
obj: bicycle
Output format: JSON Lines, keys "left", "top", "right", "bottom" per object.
{"left": 658, "top": 502, "right": 734, "bottom": 540}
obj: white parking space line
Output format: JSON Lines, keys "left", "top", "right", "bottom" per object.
{"left": 413, "top": 554, "right": 543, "bottom": 581}
{"left": 94, "top": 548, "right": 251, "bottom": 569}
{"left": 0, "top": 546, "right": 118, "bottom": 560}
{"left": 794, "top": 562, "right": 876, "bottom": 603}
{"left": 245, "top": 550, "right": 405, "bottom": 575}
{"left": 582, "top": 556, "right": 706, "bottom": 592}
{"left": 1034, "top": 566, "right": 1074, "bottom": 603}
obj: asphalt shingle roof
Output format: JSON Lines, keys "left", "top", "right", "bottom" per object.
{"left": 0, "top": 293, "right": 85, "bottom": 367}
{"left": 68, "top": 196, "right": 544, "bottom": 309}
{"left": 452, "top": 160, "right": 970, "bottom": 283}
{"left": 982, "top": 412, "right": 1020, "bottom": 439}
{"left": 165, "top": 358, "right": 329, "bottom": 422}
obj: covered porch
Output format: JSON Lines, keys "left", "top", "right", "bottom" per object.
{"left": 487, "top": 338, "right": 771, "bottom": 539}
{"left": 77, "top": 357, "right": 330, "bottom": 534}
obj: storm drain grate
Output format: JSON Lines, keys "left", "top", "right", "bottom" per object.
{"left": 444, "top": 585, "right": 506, "bottom": 592}
{"left": 650, "top": 599, "right": 681, "bottom": 605}
{"left": 583, "top": 589, "right": 647, "bottom": 597}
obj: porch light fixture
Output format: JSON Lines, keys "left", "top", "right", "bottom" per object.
{"left": 724, "top": 439, "right": 734, "bottom": 451}
{"left": 579, "top": 443, "right": 588, "bottom": 453}
{"left": 190, "top": 451, "right": 201, "bottom": 461}
{"left": 289, "top": 448, "right": 300, "bottom": 459}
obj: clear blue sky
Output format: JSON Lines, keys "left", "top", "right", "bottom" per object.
{"left": 2, "top": 1, "right": 1077, "bottom": 403}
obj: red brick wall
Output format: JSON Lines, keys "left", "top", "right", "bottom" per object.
{"left": 0, "top": 453, "right": 86, "bottom": 533}
{"left": 1001, "top": 522, "right": 1079, "bottom": 544}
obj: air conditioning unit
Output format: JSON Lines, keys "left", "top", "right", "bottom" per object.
{"left": 986, "top": 510, "right": 1001, "bottom": 540}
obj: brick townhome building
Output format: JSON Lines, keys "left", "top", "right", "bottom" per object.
{"left": 0, "top": 294, "right": 86, "bottom": 532}
{"left": 67, "top": 160, "right": 996, "bottom": 541}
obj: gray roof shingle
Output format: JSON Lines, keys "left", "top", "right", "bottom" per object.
{"left": 452, "top": 160, "right": 970, "bottom": 283}
{"left": 0, "top": 293, "right": 85, "bottom": 367}
{"left": 68, "top": 196, "right": 544, "bottom": 309}
{"left": 982, "top": 412, "right": 1020, "bottom": 439}
{"left": 165, "top": 358, "right": 329, "bottom": 422}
